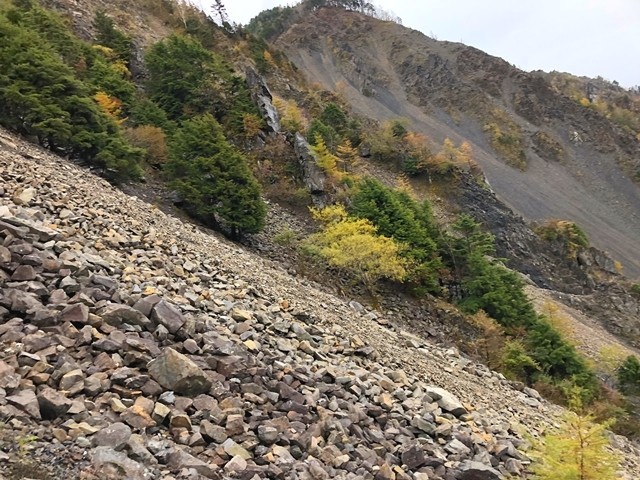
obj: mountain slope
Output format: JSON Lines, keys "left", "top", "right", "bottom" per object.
{"left": 272, "top": 7, "right": 640, "bottom": 278}
{"left": 8, "top": 128, "right": 640, "bottom": 478}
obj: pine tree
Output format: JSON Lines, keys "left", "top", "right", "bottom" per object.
{"left": 0, "top": 13, "right": 141, "bottom": 180}
{"left": 92, "top": 11, "right": 131, "bottom": 63}
{"left": 311, "top": 135, "right": 341, "bottom": 180}
{"left": 145, "top": 34, "right": 222, "bottom": 120}
{"left": 618, "top": 355, "right": 640, "bottom": 394}
{"left": 166, "top": 114, "right": 266, "bottom": 237}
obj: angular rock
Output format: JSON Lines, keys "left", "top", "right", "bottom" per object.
{"left": 425, "top": 386, "right": 468, "bottom": 417}
{"left": 91, "top": 446, "right": 149, "bottom": 480}
{"left": 224, "top": 455, "right": 247, "bottom": 474}
{"left": 61, "top": 303, "right": 90, "bottom": 324}
{"left": 166, "top": 448, "right": 220, "bottom": 479}
{"left": 37, "top": 387, "right": 72, "bottom": 419}
{"left": 7, "top": 389, "right": 41, "bottom": 420}
{"left": 151, "top": 300, "right": 185, "bottom": 334}
{"left": 148, "top": 347, "right": 212, "bottom": 396}
{"left": 458, "top": 460, "right": 502, "bottom": 480}
{"left": 0, "top": 361, "right": 20, "bottom": 391}
{"left": 99, "top": 304, "right": 151, "bottom": 329}
{"left": 92, "top": 423, "right": 132, "bottom": 450}
{"left": 402, "top": 444, "right": 426, "bottom": 469}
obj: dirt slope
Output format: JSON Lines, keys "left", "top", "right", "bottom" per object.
{"left": 274, "top": 8, "right": 640, "bottom": 279}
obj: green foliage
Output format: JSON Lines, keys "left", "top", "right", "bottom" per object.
{"left": 92, "top": 10, "right": 131, "bottom": 62}
{"left": 631, "top": 283, "right": 640, "bottom": 296}
{"left": 483, "top": 109, "right": 527, "bottom": 169}
{"left": 128, "top": 97, "right": 174, "bottom": 131}
{"left": 618, "top": 355, "right": 640, "bottom": 395}
{"left": 245, "top": 5, "right": 297, "bottom": 40}
{"left": 8, "top": 0, "right": 89, "bottom": 67}
{"left": 319, "top": 102, "right": 348, "bottom": 134}
{"left": 532, "top": 410, "right": 619, "bottom": 480}
{"left": 502, "top": 341, "right": 540, "bottom": 382}
{"left": 0, "top": 8, "right": 141, "bottom": 180}
{"left": 350, "top": 178, "right": 441, "bottom": 291}
{"left": 145, "top": 34, "right": 217, "bottom": 120}
{"left": 87, "top": 52, "right": 136, "bottom": 107}
{"left": 145, "top": 34, "right": 258, "bottom": 134}
{"left": 536, "top": 219, "right": 589, "bottom": 259}
{"left": 166, "top": 114, "right": 266, "bottom": 237}
{"left": 273, "top": 227, "right": 298, "bottom": 246}
{"left": 307, "top": 119, "right": 339, "bottom": 150}
{"left": 442, "top": 214, "right": 597, "bottom": 396}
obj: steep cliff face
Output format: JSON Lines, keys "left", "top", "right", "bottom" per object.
{"left": 272, "top": 7, "right": 640, "bottom": 279}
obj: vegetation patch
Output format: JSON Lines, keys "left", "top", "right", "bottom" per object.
{"left": 535, "top": 219, "right": 589, "bottom": 259}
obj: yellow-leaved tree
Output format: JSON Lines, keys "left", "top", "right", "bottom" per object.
{"left": 304, "top": 205, "right": 406, "bottom": 293}
{"left": 311, "top": 135, "right": 341, "bottom": 180}
{"left": 273, "top": 96, "right": 307, "bottom": 134}
{"left": 532, "top": 394, "right": 620, "bottom": 480}
{"left": 94, "top": 91, "right": 125, "bottom": 124}
{"left": 336, "top": 138, "right": 360, "bottom": 173}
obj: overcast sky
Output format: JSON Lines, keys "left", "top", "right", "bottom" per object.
{"left": 221, "top": 0, "right": 639, "bottom": 88}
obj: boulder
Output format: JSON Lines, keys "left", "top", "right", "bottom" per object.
{"left": 91, "top": 447, "right": 149, "bottom": 480}
{"left": 148, "top": 347, "right": 212, "bottom": 396}
{"left": 458, "top": 460, "right": 502, "bottom": 480}
{"left": 425, "top": 386, "right": 468, "bottom": 417}
{"left": 99, "top": 304, "right": 151, "bottom": 329}
{"left": 151, "top": 300, "right": 185, "bottom": 334}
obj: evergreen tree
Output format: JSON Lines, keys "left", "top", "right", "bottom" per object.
{"left": 350, "top": 178, "right": 441, "bottom": 290}
{"left": 0, "top": 13, "right": 141, "bottom": 180}
{"left": 319, "top": 102, "right": 348, "bottom": 134}
{"left": 166, "top": 114, "right": 266, "bottom": 237}
{"left": 145, "top": 34, "right": 218, "bottom": 120}
{"left": 92, "top": 11, "right": 131, "bottom": 63}
{"left": 307, "top": 119, "right": 339, "bottom": 150}
{"left": 618, "top": 355, "right": 640, "bottom": 395}
{"left": 336, "top": 138, "right": 359, "bottom": 173}
{"left": 310, "top": 135, "right": 340, "bottom": 179}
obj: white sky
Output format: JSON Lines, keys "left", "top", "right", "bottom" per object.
{"left": 223, "top": 0, "right": 640, "bottom": 88}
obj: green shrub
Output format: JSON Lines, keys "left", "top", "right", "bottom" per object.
{"left": 618, "top": 355, "right": 640, "bottom": 395}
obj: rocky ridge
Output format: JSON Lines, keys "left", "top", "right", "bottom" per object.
{"left": 0, "top": 130, "right": 638, "bottom": 479}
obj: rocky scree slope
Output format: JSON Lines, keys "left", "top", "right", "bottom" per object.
{"left": 1, "top": 134, "right": 639, "bottom": 479}
{"left": 273, "top": 8, "right": 640, "bottom": 279}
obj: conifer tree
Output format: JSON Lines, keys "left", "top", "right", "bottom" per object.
{"left": 532, "top": 408, "right": 619, "bottom": 480}
{"left": 166, "top": 114, "right": 266, "bottom": 237}
{"left": 311, "top": 135, "right": 341, "bottom": 180}
{"left": 336, "top": 138, "right": 359, "bottom": 173}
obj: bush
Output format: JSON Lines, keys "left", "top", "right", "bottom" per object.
{"left": 535, "top": 219, "right": 589, "bottom": 258}
{"left": 124, "top": 126, "right": 168, "bottom": 167}
{"left": 618, "top": 355, "right": 640, "bottom": 395}
{"left": 303, "top": 204, "right": 407, "bottom": 293}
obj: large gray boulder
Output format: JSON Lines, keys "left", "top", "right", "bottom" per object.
{"left": 148, "top": 348, "right": 212, "bottom": 396}
{"left": 245, "top": 67, "right": 281, "bottom": 134}
{"left": 425, "top": 386, "right": 468, "bottom": 417}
